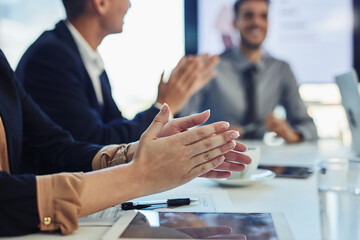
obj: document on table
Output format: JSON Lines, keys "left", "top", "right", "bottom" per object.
{"left": 79, "top": 188, "right": 232, "bottom": 226}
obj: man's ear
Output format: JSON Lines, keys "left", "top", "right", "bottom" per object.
{"left": 91, "top": 0, "right": 108, "bottom": 15}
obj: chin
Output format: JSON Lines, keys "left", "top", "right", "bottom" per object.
{"left": 242, "top": 39, "right": 262, "bottom": 48}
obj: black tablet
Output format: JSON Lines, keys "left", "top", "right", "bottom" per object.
{"left": 258, "top": 165, "right": 313, "bottom": 179}
{"left": 102, "top": 210, "right": 294, "bottom": 240}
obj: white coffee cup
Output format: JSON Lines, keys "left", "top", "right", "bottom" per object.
{"left": 228, "top": 145, "right": 260, "bottom": 179}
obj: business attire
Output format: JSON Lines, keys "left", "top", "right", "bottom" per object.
{"left": 0, "top": 50, "right": 125, "bottom": 236}
{"left": 179, "top": 47, "right": 317, "bottom": 140}
{"left": 16, "top": 20, "right": 159, "bottom": 145}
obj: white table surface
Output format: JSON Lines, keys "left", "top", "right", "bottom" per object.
{"left": 4, "top": 139, "right": 351, "bottom": 240}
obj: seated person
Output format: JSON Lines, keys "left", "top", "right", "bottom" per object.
{"left": 178, "top": 0, "right": 317, "bottom": 143}
{"left": 15, "top": 0, "right": 219, "bottom": 145}
{"left": 0, "top": 50, "right": 250, "bottom": 236}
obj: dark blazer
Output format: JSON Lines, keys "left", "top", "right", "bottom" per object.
{"left": 16, "top": 20, "right": 158, "bottom": 145}
{"left": 0, "top": 50, "right": 102, "bottom": 236}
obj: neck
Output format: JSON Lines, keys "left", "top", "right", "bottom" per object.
{"left": 69, "top": 17, "right": 107, "bottom": 51}
{"left": 240, "top": 44, "right": 262, "bottom": 63}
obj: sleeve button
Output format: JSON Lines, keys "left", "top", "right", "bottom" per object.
{"left": 43, "top": 217, "right": 52, "bottom": 225}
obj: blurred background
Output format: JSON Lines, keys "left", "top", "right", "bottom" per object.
{"left": 0, "top": 0, "right": 359, "bottom": 141}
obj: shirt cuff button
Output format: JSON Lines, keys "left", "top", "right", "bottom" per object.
{"left": 44, "top": 217, "right": 52, "bottom": 225}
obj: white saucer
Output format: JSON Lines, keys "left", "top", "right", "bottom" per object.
{"left": 212, "top": 169, "right": 276, "bottom": 187}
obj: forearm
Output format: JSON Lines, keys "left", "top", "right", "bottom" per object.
{"left": 79, "top": 164, "right": 141, "bottom": 217}
{"left": 36, "top": 165, "right": 144, "bottom": 235}
{"left": 292, "top": 121, "right": 318, "bottom": 141}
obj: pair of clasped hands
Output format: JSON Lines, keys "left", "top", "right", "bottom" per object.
{"left": 111, "top": 105, "right": 250, "bottom": 239}
{"left": 124, "top": 103, "right": 252, "bottom": 197}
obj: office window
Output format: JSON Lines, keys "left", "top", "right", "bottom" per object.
{"left": 99, "top": 0, "right": 185, "bottom": 118}
{"left": 0, "top": 0, "right": 185, "bottom": 118}
{"left": 0, "top": 0, "right": 65, "bottom": 67}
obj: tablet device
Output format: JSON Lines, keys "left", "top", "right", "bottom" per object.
{"left": 102, "top": 210, "right": 294, "bottom": 240}
{"left": 258, "top": 165, "right": 313, "bottom": 179}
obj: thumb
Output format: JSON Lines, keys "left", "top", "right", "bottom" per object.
{"left": 141, "top": 103, "right": 170, "bottom": 139}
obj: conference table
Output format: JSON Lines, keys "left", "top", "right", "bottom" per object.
{"left": 4, "top": 138, "right": 351, "bottom": 240}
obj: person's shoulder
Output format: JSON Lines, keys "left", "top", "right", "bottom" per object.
{"left": 15, "top": 23, "right": 83, "bottom": 84}
{"left": 17, "top": 27, "right": 80, "bottom": 74}
{"left": 24, "top": 21, "right": 80, "bottom": 59}
{"left": 219, "top": 47, "right": 237, "bottom": 60}
{"left": 24, "top": 32, "right": 71, "bottom": 59}
{"left": 264, "top": 53, "right": 292, "bottom": 72}
{"left": 217, "top": 48, "right": 240, "bottom": 70}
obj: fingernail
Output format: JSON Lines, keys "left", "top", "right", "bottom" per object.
{"left": 227, "top": 140, "right": 235, "bottom": 149}
{"left": 218, "top": 155, "right": 225, "bottom": 161}
{"left": 221, "top": 122, "right": 230, "bottom": 130}
{"left": 161, "top": 103, "right": 168, "bottom": 113}
{"left": 230, "top": 131, "right": 240, "bottom": 139}
{"left": 202, "top": 109, "right": 210, "bottom": 114}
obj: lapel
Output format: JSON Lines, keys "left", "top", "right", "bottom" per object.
{"left": 0, "top": 51, "right": 23, "bottom": 173}
{"left": 99, "top": 71, "right": 111, "bottom": 104}
{"left": 99, "top": 71, "right": 123, "bottom": 119}
{"left": 53, "top": 21, "right": 102, "bottom": 113}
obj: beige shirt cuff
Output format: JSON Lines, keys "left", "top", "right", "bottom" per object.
{"left": 36, "top": 172, "right": 84, "bottom": 235}
{"left": 36, "top": 145, "right": 128, "bottom": 235}
{"left": 91, "top": 144, "right": 125, "bottom": 170}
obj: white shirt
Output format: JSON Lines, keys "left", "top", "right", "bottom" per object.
{"left": 65, "top": 21, "right": 105, "bottom": 105}
{"left": 65, "top": 21, "right": 171, "bottom": 117}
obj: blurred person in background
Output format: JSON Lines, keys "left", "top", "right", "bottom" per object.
{"left": 178, "top": 0, "right": 317, "bottom": 143}
{"left": 16, "top": 0, "right": 219, "bottom": 145}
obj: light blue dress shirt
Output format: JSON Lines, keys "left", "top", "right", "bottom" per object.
{"left": 179, "top": 47, "right": 317, "bottom": 140}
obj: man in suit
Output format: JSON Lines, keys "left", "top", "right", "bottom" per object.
{"left": 0, "top": 49, "right": 249, "bottom": 236}
{"left": 16, "top": 0, "right": 218, "bottom": 145}
{"left": 179, "top": 0, "right": 317, "bottom": 143}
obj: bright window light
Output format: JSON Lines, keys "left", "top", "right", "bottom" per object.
{"left": 0, "top": 0, "right": 185, "bottom": 119}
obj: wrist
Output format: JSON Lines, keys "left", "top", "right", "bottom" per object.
{"left": 127, "top": 141, "right": 138, "bottom": 161}
{"left": 121, "top": 159, "right": 149, "bottom": 198}
{"left": 107, "top": 144, "right": 131, "bottom": 167}
{"left": 286, "top": 130, "right": 302, "bottom": 143}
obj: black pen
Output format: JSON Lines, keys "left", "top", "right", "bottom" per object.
{"left": 121, "top": 198, "right": 198, "bottom": 210}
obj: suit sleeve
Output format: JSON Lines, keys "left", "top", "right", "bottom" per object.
{"left": 280, "top": 63, "right": 318, "bottom": 141}
{"left": 0, "top": 172, "right": 39, "bottom": 236}
{"left": 16, "top": 42, "right": 158, "bottom": 145}
{"left": 16, "top": 79, "right": 102, "bottom": 173}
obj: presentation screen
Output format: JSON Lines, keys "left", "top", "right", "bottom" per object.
{"left": 189, "top": 0, "right": 354, "bottom": 84}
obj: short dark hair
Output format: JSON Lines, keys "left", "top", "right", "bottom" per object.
{"left": 62, "top": 0, "right": 88, "bottom": 20}
{"left": 234, "top": 0, "right": 270, "bottom": 18}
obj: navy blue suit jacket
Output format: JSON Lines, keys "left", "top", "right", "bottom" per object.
{"left": 16, "top": 21, "right": 158, "bottom": 145}
{"left": 0, "top": 50, "right": 102, "bottom": 236}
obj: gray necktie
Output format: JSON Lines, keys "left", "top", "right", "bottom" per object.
{"left": 243, "top": 65, "right": 257, "bottom": 123}
{"left": 243, "top": 65, "right": 258, "bottom": 138}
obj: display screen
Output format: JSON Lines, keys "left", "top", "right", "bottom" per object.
{"left": 119, "top": 211, "right": 278, "bottom": 239}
